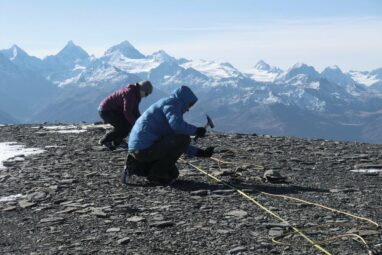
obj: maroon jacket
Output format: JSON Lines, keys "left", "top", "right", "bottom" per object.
{"left": 99, "top": 84, "right": 141, "bottom": 125}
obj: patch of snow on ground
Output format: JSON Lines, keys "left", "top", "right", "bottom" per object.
{"left": 0, "top": 142, "right": 45, "bottom": 169}
{"left": 350, "top": 169, "right": 382, "bottom": 174}
{"left": 35, "top": 125, "right": 87, "bottom": 134}
{"left": 43, "top": 125, "right": 78, "bottom": 130}
{"left": 0, "top": 194, "right": 25, "bottom": 202}
{"left": 81, "top": 124, "right": 112, "bottom": 129}
{"left": 44, "top": 145, "right": 66, "bottom": 148}
{"left": 53, "top": 130, "right": 86, "bottom": 134}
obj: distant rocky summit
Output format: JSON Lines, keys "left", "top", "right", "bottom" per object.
{"left": 1, "top": 124, "right": 381, "bottom": 254}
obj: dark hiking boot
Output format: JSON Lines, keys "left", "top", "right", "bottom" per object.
{"left": 121, "top": 165, "right": 132, "bottom": 185}
{"left": 113, "top": 140, "right": 128, "bottom": 149}
{"left": 99, "top": 139, "right": 116, "bottom": 151}
{"left": 119, "top": 140, "right": 128, "bottom": 149}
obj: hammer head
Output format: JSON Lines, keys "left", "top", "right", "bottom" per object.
{"left": 206, "top": 114, "right": 215, "bottom": 129}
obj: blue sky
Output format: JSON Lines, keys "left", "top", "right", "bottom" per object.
{"left": 1, "top": 0, "right": 381, "bottom": 71}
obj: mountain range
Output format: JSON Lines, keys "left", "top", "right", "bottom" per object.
{"left": 1, "top": 40, "right": 382, "bottom": 143}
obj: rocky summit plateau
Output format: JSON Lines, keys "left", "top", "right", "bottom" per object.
{"left": 1, "top": 124, "right": 382, "bottom": 255}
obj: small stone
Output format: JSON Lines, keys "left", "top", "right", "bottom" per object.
{"left": 213, "top": 189, "right": 235, "bottom": 195}
{"left": 2, "top": 161, "right": 16, "bottom": 167}
{"left": 189, "top": 190, "right": 209, "bottom": 196}
{"left": 49, "top": 185, "right": 58, "bottom": 192}
{"left": 358, "top": 230, "right": 379, "bottom": 236}
{"left": 263, "top": 223, "right": 289, "bottom": 229}
{"left": 126, "top": 216, "right": 145, "bottom": 222}
{"left": 149, "top": 220, "right": 174, "bottom": 228}
{"left": 106, "top": 227, "right": 120, "bottom": 233}
{"left": 225, "top": 209, "right": 248, "bottom": 218}
{"left": 217, "top": 229, "right": 232, "bottom": 234}
{"left": 18, "top": 200, "right": 36, "bottom": 208}
{"left": 85, "top": 172, "right": 98, "bottom": 177}
{"left": 27, "top": 191, "right": 46, "bottom": 201}
{"left": 117, "top": 237, "right": 130, "bottom": 245}
{"left": 151, "top": 214, "right": 164, "bottom": 221}
{"left": 228, "top": 246, "right": 247, "bottom": 254}
{"left": 59, "top": 179, "right": 76, "bottom": 184}
{"left": 39, "top": 217, "right": 65, "bottom": 223}
{"left": 269, "top": 227, "right": 285, "bottom": 237}
{"left": 235, "top": 167, "right": 246, "bottom": 172}
{"left": 92, "top": 209, "right": 108, "bottom": 218}
{"left": 56, "top": 207, "right": 77, "bottom": 214}
{"left": 3, "top": 206, "right": 17, "bottom": 211}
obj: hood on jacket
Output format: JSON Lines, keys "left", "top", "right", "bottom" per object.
{"left": 172, "top": 86, "right": 198, "bottom": 111}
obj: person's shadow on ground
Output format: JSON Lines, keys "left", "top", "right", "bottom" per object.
{"left": 129, "top": 178, "right": 329, "bottom": 195}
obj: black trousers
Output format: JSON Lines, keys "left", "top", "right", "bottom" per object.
{"left": 126, "top": 134, "right": 191, "bottom": 183}
{"left": 99, "top": 110, "right": 132, "bottom": 145}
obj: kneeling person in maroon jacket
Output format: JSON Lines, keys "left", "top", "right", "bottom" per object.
{"left": 98, "top": 80, "right": 153, "bottom": 150}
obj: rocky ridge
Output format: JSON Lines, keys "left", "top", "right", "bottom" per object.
{"left": 1, "top": 124, "right": 382, "bottom": 254}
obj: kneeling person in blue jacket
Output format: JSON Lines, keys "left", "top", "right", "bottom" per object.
{"left": 122, "top": 86, "right": 214, "bottom": 185}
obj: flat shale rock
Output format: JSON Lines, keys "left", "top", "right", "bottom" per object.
{"left": 106, "top": 227, "right": 120, "bottom": 233}
{"left": 126, "top": 216, "right": 146, "bottom": 222}
{"left": 0, "top": 124, "right": 381, "bottom": 255}
{"left": 27, "top": 191, "right": 46, "bottom": 201}
{"left": 228, "top": 246, "right": 247, "bottom": 254}
{"left": 39, "top": 217, "right": 65, "bottom": 224}
{"left": 117, "top": 237, "right": 130, "bottom": 245}
{"left": 3, "top": 206, "right": 17, "bottom": 211}
{"left": 18, "top": 200, "right": 36, "bottom": 208}
{"left": 149, "top": 220, "right": 174, "bottom": 228}
{"left": 225, "top": 209, "right": 248, "bottom": 218}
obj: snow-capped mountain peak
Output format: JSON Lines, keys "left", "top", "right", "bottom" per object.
{"left": 3, "top": 40, "right": 382, "bottom": 145}
{"left": 105, "top": 40, "right": 145, "bottom": 59}
{"left": 0, "top": 45, "right": 43, "bottom": 71}
{"left": 284, "top": 63, "right": 320, "bottom": 81}
{"left": 149, "top": 50, "right": 176, "bottom": 63}
{"left": 9, "top": 45, "right": 26, "bottom": 61}
{"left": 0, "top": 45, "right": 29, "bottom": 61}
{"left": 55, "top": 41, "right": 89, "bottom": 61}
{"left": 254, "top": 60, "right": 272, "bottom": 71}
{"left": 245, "top": 60, "right": 282, "bottom": 83}
{"left": 322, "top": 65, "right": 344, "bottom": 76}
{"left": 321, "top": 65, "right": 355, "bottom": 88}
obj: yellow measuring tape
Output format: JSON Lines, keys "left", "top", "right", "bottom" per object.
{"left": 180, "top": 157, "right": 379, "bottom": 255}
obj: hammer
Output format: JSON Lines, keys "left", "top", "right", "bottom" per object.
{"left": 194, "top": 114, "right": 214, "bottom": 142}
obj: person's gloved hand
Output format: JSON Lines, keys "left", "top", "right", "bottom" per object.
{"left": 196, "top": 147, "right": 214, "bottom": 158}
{"left": 195, "top": 127, "right": 206, "bottom": 137}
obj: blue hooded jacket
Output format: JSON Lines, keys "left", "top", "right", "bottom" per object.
{"left": 128, "top": 86, "right": 199, "bottom": 156}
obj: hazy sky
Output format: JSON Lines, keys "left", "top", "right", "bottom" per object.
{"left": 1, "top": 0, "right": 381, "bottom": 71}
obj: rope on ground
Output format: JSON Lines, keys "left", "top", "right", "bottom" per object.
{"left": 212, "top": 156, "right": 379, "bottom": 254}
{"left": 180, "top": 157, "right": 380, "bottom": 255}
{"left": 180, "top": 158, "right": 332, "bottom": 255}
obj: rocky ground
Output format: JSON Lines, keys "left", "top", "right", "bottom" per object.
{"left": 1, "top": 124, "right": 382, "bottom": 255}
